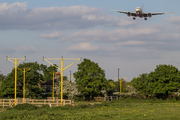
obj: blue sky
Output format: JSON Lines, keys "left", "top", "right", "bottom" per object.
{"left": 0, "top": 0, "right": 180, "bottom": 82}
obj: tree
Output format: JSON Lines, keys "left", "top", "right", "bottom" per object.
{"left": 130, "top": 73, "right": 149, "bottom": 95}
{"left": 0, "top": 73, "right": 6, "bottom": 89}
{"left": 0, "top": 73, "right": 6, "bottom": 81}
{"left": 40, "top": 64, "right": 57, "bottom": 81}
{"left": 0, "top": 62, "right": 57, "bottom": 98}
{"left": 131, "top": 64, "right": 180, "bottom": 99}
{"left": 55, "top": 80, "right": 80, "bottom": 99}
{"left": 74, "top": 58, "right": 107, "bottom": 100}
{"left": 107, "top": 79, "right": 116, "bottom": 91}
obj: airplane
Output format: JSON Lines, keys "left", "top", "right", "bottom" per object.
{"left": 109, "top": 6, "right": 174, "bottom": 20}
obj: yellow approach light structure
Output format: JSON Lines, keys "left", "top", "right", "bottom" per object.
{"left": 48, "top": 72, "right": 55, "bottom": 100}
{"left": 67, "top": 71, "right": 74, "bottom": 83}
{"left": 18, "top": 68, "right": 30, "bottom": 103}
{"left": 6, "top": 56, "right": 26, "bottom": 106}
{"left": 43, "top": 56, "right": 81, "bottom": 106}
{"left": 114, "top": 77, "right": 128, "bottom": 93}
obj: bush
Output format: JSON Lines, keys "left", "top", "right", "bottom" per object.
{"left": 10, "top": 103, "right": 38, "bottom": 111}
{"left": 40, "top": 104, "right": 50, "bottom": 109}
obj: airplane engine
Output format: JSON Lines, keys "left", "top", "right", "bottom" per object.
{"left": 147, "top": 13, "right": 152, "bottom": 18}
{"left": 127, "top": 12, "right": 131, "bottom": 17}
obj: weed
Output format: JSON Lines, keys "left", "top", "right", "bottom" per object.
{"left": 8, "top": 103, "right": 37, "bottom": 111}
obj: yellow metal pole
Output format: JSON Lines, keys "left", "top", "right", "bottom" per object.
{"left": 15, "top": 59, "right": 17, "bottom": 106}
{"left": 120, "top": 78, "right": 121, "bottom": 93}
{"left": 18, "top": 68, "right": 30, "bottom": 103}
{"left": 6, "top": 56, "right": 26, "bottom": 106}
{"left": 23, "top": 68, "right": 25, "bottom": 103}
{"left": 61, "top": 56, "right": 63, "bottom": 106}
{"left": 53, "top": 72, "right": 54, "bottom": 100}
{"left": 43, "top": 56, "right": 81, "bottom": 106}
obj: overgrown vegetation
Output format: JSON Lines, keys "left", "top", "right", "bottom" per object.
{"left": 0, "top": 62, "right": 57, "bottom": 99}
{"left": 1, "top": 99, "right": 180, "bottom": 120}
{"left": 131, "top": 64, "right": 180, "bottom": 99}
{"left": 74, "top": 58, "right": 108, "bottom": 100}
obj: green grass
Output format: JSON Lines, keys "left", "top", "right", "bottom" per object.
{"left": 0, "top": 107, "right": 7, "bottom": 112}
{"left": 1, "top": 99, "right": 180, "bottom": 120}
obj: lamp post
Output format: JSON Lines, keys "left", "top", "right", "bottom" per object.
{"left": 43, "top": 56, "right": 81, "bottom": 106}
{"left": 6, "top": 56, "right": 26, "bottom": 106}
{"left": 118, "top": 68, "right": 120, "bottom": 92}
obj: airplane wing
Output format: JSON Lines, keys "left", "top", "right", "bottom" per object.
{"left": 151, "top": 12, "right": 174, "bottom": 15}
{"left": 109, "top": 9, "right": 137, "bottom": 16}
{"left": 143, "top": 12, "right": 174, "bottom": 16}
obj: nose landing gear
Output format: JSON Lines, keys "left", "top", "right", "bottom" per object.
{"left": 133, "top": 17, "right": 136, "bottom": 20}
{"left": 144, "top": 18, "right": 147, "bottom": 20}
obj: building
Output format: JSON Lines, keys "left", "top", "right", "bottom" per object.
{"left": 40, "top": 72, "right": 61, "bottom": 94}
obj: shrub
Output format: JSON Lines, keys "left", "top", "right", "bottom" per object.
{"left": 39, "top": 104, "right": 50, "bottom": 109}
{"left": 10, "top": 103, "right": 37, "bottom": 111}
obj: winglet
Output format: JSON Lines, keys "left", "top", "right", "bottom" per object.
{"left": 165, "top": 12, "right": 174, "bottom": 14}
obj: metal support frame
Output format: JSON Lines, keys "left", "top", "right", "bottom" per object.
{"left": 114, "top": 77, "right": 128, "bottom": 93}
{"left": 18, "top": 68, "right": 30, "bottom": 103}
{"left": 67, "top": 71, "right": 73, "bottom": 83}
{"left": 48, "top": 72, "right": 55, "bottom": 100}
{"left": 6, "top": 56, "right": 26, "bottom": 105}
{"left": 43, "top": 56, "right": 81, "bottom": 106}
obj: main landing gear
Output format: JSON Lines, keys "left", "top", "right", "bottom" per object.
{"left": 133, "top": 17, "right": 136, "bottom": 20}
{"left": 144, "top": 18, "right": 147, "bottom": 20}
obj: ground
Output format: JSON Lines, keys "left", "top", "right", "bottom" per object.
{"left": 0, "top": 99, "right": 180, "bottom": 120}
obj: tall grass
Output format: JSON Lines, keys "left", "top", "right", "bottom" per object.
{"left": 1, "top": 99, "right": 180, "bottom": 120}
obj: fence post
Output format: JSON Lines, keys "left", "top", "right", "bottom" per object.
{"left": 8, "top": 99, "right": 10, "bottom": 106}
{"left": 36, "top": 99, "right": 38, "bottom": 106}
{"left": 44, "top": 99, "right": 46, "bottom": 105}
{"left": 3, "top": 99, "right": 4, "bottom": 108}
{"left": 56, "top": 99, "right": 58, "bottom": 106}
{"left": 0, "top": 99, "right": 1, "bottom": 106}
{"left": 71, "top": 99, "right": 74, "bottom": 106}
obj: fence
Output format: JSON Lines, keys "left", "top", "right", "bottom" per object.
{"left": 0, "top": 99, "right": 15, "bottom": 108}
{"left": 0, "top": 98, "right": 74, "bottom": 108}
{"left": 105, "top": 96, "right": 118, "bottom": 101}
{"left": 47, "top": 97, "right": 59, "bottom": 101}
{"left": 94, "top": 96, "right": 119, "bottom": 102}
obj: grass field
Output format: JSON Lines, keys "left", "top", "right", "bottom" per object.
{"left": 0, "top": 99, "right": 180, "bottom": 120}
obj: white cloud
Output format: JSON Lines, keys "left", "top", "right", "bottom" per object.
{"left": 68, "top": 42, "right": 100, "bottom": 51}
{"left": 0, "top": 2, "right": 137, "bottom": 30}
{"left": 165, "top": 15, "right": 180, "bottom": 25}
{"left": 38, "top": 32, "right": 64, "bottom": 39}
{"left": 62, "top": 28, "right": 160, "bottom": 42}
{"left": 18, "top": 45, "right": 38, "bottom": 54}
{"left": 0, "top": 2, "right": 27, "bottom": 13}
{"left": 117, "top": 41, "right": 146, "bottom": 46}
{"left": 0, "top": 46, "right": 16, "bottom": 54}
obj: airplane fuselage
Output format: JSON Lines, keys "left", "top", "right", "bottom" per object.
{"left": 135, "top": 7, "right": 143, "bottom": 18}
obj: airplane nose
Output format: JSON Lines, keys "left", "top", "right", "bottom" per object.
{"left": 136, "top": 8, "right": 139, "bottom": 11}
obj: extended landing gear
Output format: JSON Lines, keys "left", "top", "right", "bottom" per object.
{"left": 133, "top": 17, "right": 136, "bottom": 20}
{"left": 144, "top": 17, "right": 147, "bottom": 20}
